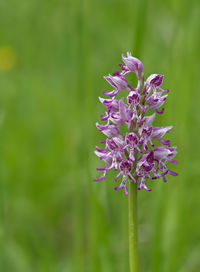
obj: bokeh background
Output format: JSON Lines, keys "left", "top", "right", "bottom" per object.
{"left": 0, "top": 0, "right": 200, "bottom": 271}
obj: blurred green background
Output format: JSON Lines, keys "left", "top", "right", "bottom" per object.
{"left": 0, "top": 0, "right": 200, "bottom": 271}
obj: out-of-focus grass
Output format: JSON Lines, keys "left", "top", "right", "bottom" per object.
{"left": 0, "top": 0, "right": 200, "bottom": 271}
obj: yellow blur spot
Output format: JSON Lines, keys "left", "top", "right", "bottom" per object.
{"left": 0, "top": 46, "right": 16, "bottom": 72}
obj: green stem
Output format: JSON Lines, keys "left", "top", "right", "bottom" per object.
{"left": 129, "top": 181, "right": 138, "bottom": 272}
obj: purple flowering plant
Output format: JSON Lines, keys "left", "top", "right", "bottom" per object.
{"left": 94, "top": 52, "right": 178, "bottom": 195}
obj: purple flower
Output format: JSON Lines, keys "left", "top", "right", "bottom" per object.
{"left": 139, "top": 114, "right": 172, "bottom": 149}
{"left": 136, "top": 151, "right": 155, "bottom": 191}
{"left": 104, "top": 73, "right": 128, "bottom": 90}
{"left": 99, "top": 97, "right": 120, "bottom": 121}
{"left": 127, "top": 90, "right": 146, "bottom": 123}
{"left": 95, "top": 136, "right": 125, "bottom": 171}
{"left": 99, "top": 97, "right": 134, "bottom": 126}
{"left": 153, "top": 146, "right": 178, "bottom": 181}
{"left": 138, "top": 114, "right": 155, "bottom": 150}
{"left": 146, "top": 92, "right": 168, "bottom": 114}
{"left": 146, "top": 74, "right": 163, "bottom": 87}
{"left": 122, "top": 132, "right": 142, "bottom": 161}
{"left": 104, "top": 72, "right": 129, "bottom": 97}
{"left": 94, "top": 52, "right": 178, "bottom": 193}
{"left": 145, "top": 74, "right": 169, "bottom": 95}
{"left": 122, "top": 52, "right": 143, "bottom": 77}
{"left": 136, "top": 151, "right": 154, "bottom": 177}
{"left": 114, "top": 160, "right": 136, "bottom": 195}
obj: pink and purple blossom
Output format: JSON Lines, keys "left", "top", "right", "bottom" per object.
{"left": 94, "top": 52, "right": 178, "bottom": 194}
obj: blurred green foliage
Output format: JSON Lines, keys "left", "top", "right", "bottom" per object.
{"left": 0, "top": 0, "right": 200, "bottom": 271}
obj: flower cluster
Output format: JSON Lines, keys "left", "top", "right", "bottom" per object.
{"left": 94, "top": 52, "right": 178, "bottom": 195}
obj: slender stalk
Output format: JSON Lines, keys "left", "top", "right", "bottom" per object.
{"left": 129, "top": 180, "right": 138, "bottom": 272}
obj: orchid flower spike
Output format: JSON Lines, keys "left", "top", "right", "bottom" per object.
{"left": 94, "top": 52, "right": 178, "bottom": 195}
